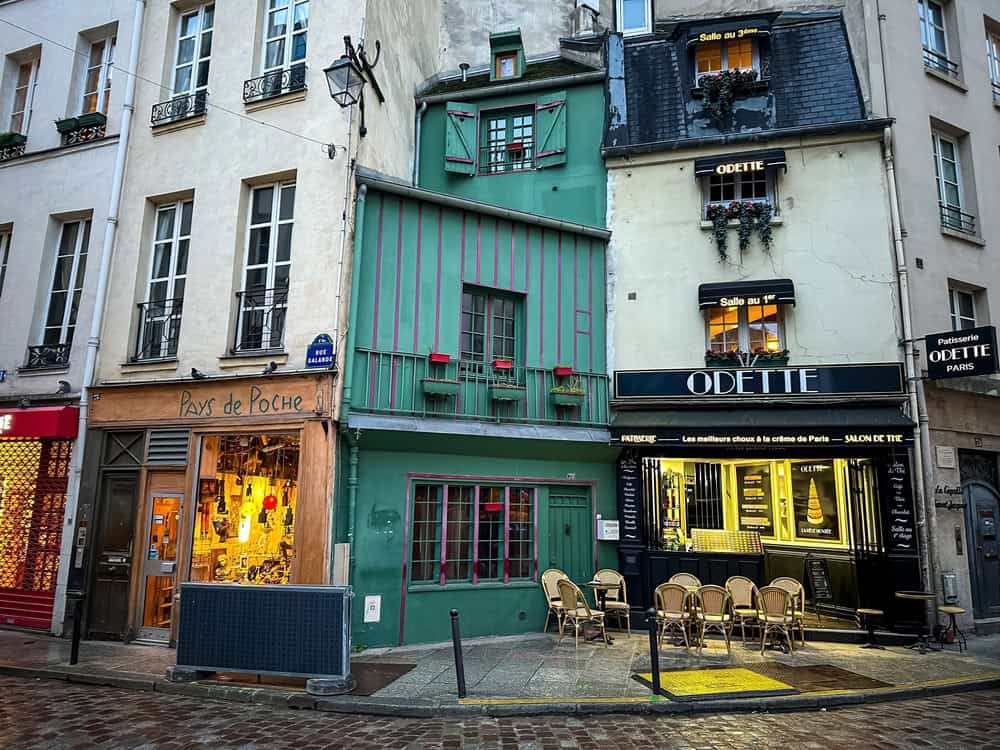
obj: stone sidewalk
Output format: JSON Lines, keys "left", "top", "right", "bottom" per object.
{"left": 1, "top": 626, "right": 999, "bottom": 716}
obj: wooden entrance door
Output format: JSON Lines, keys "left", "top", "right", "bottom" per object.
{"left": 548, "top": 489, "right": 592, "bottom": 585}
{"left": 88, "top": 475, "right": 139, "bottom": 639}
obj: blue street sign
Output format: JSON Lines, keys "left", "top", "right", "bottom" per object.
{"left": 306, "top": 334, "right": 335, "bottom": 369}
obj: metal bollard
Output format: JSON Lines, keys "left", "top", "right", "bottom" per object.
{"left": 450, "top": 609, "right": 467, "bottom": 699}
{"left": 68, "top": 591, "right": 85, "bottom": 666}
{"left": 646, "top": 607, "right": 661, "bottom": 697}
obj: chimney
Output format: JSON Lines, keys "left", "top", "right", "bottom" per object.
{"left": 459, "top": 62, "right": 470, "bottom": 82}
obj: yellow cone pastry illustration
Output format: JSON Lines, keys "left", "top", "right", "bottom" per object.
{"left": 806, "top": 478, "right": 824, "bottom": 525}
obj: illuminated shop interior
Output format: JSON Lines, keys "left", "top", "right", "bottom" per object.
{"left": 190, "top": 433, "right": 299, "bottom": 586}
{"left": 643, "top": 456, "right": 880, "bottom": 553}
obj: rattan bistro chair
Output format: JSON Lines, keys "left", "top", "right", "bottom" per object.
{"left": 694, "top": 585, "right": 734, "bottom": 656}
{"left": 595, "top": 568, "right": 631, "bottom": 636}
{"left": 668, "top": 573, "right": 702, "bottom": 589}
{"left": 758, "top": 586, "right": 795, "bottom": 655}
{"left": 557, "top": 578, "right": 610, "bottom": 650}
{"left": 541, "top": 568, "right": 567, "bottom": 633}
{"left": 726, "top": 576, "right": 759, "bottom": 643}
{"left": 653, "top": 582, "right": 692, "bottom": 649}
{"left": 770, "top": 577, "right": 806, "bottom": 645}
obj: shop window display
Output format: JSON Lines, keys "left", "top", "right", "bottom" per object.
{"left": 191, "top": 434, "right": 299, "bottom": 585}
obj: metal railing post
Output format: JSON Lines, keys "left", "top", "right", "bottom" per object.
{"left": 450, "top": 609, "right": 467, "bottom": 699}
{"left": 68, "top": 590, "right": 85, "bottom": 666}
{"left": 646, "top": 607, "right": 661, "bottom": 697}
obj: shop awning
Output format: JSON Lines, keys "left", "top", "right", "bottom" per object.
{"left": 610, "top": 406, "right": 915, "bottom": 448}
{"left": 693, "top": 149, "right": 787, "bottom": 176}
{"left": 698, "top": 278, "right": 795, "bottom": 309}
{"left": 0, "top": 406, "right": 79, "bottom": 439}
{"left": 686, "top": 17, "right": 773, "bottom": 45}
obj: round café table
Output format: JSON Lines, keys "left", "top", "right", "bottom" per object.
{"left": 585, "top": 580, "right": 620, "bottom": 643}
{"left": 895, "top": 591, "right": 939, "bottom": 653}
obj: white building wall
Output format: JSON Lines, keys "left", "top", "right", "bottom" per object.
{"left": 0, "top": 0, "right": 136, "bottom": 400}
{"left": 609, "top": 135, "right": 901, "bottom": 373}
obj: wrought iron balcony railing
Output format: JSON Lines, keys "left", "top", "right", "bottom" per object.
{"left": 233, "top": 286, "right": 288, "bottom": 354}
{"left": 352, "top": 349, "right": 610, "bottom": 428}
{"left": 151, "top": 91, "right": 207, "bottom": 127}
{"left": 480, "top": 138, "right": 535, "bottom": 174}
{"left": 993, "top": 81, "right": 1000, "bottom": 102}
{"left": 923, "top": 47, "right": 960, "bottom": 79}
{"left": 134, "top": 298, "right": 183, "bottom": 361}
{"left": 243, "top": 64, "right": 306, "bottom": 104}
{"left": 939, "top": 203, "right": 976, "bottom": 235}
{"left": 24, "top": 343, "right": 71, "bottom": 370}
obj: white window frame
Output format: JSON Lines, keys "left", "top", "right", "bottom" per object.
{"left": 171, "top": 4, "right": 214, "bottom": 97}
{"left": 617, "top": 0, "right": 651, "bottom": 36}
{"left": 9, "top": 58, "right": 39, "bottom": 135}
{"left": 919, "top": 0, "right": 949, "bottom": 57}
{"left": 261, "top": 0, "right": 309, "bottom": 74}
{"left": 81, "top": 35, "right": 116, "bottom": 115}
{"left": 988, "top": 31, "right": 1000, "bottom": 86}
{"left": 931, "top": 131, "right": 964, "bottom": 210}
{"left": 694, "top": 38, "right": 759, "bottom": 85}
{"left": 42, "top": 219, "right": 90, "bottom": 347}
{"left": 237, "top": 182, "right": 295, "bottom": 351}
{"left": 0, "top": 229, "right": 11, "bottom": 303}
{"left": 949, "top": 287, "right": 977, "bottom": 331}
{"left": 703, "top": 171, "right": 773, "bottom": 216}
{"left": 706, "top": 305, "right": 785, "bottom": 353}
{"left": 140, "top": 201, "right": 191, "bottom": 359}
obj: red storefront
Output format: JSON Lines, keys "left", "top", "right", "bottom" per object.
{"left": 0, "top": 407, "right": 78, "bottom": 629}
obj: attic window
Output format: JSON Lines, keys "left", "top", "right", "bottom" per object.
{"left": 695, "top": 38, "right": 756, "bottom": 82}
{"left": 495, "top": 52, "right": 517, "bottom": 79}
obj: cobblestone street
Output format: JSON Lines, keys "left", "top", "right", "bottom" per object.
{"left": 0, "top": 676, "right": 996, "bottom": 749}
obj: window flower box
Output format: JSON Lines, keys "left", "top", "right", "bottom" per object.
{"left": 550, "top": 387, "right": 585, "bottom": 407}
{"left": 0, "top": 132, "right": 26, "bottom": 147}
{"left": 55, "top": 117, "right": 80, "bottom": 133}
{"left": 421, "top": 378, "right": 460, "bottom": 398}
{"left": 77, "top": 111, "right": 107, "bottom": 128}
{"left": 493, "top": 359, "right": 513, "bottom": 370}
{"left": 553, "top": 365, "right": 573, "bottom": 377}
{"left": 489, "top": 383, "right": 526, "bottom": 402}
{"left": 429, "top": 352, "right": 451, "bottom": 365}
{"left": 704, "top": 350, "right": 790, "bottom": 368}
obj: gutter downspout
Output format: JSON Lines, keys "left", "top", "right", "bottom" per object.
{"left": 413, "top": 101, "right": 427, "bottom": 185}
{"left": 51, "top": 0, "right": 146, "bottom": 635}
{"left": 875, "top": 3, "right": 938, "bottom": 618}
{"left": 341, "top": 183, "right": 367, "bottom": 583}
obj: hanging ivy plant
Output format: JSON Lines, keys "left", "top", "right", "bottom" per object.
{"left": 706, "top": 204, "right": 731, "bottom": 261}
{"left": 705, "top": 201, "right": 775, "bottom": 262}
{"left": 698, "top": 69, "right": 759, "bottom": 127}
{"left": 756, "top": 202, "right": 774, "bottom": 253}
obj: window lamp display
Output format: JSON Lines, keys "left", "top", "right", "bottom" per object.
{"left": 190, "top": 433, "right": 299, "bottom": 585}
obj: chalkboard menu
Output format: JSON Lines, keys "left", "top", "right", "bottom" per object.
{"left": 882, "top": 454, "right": 916, "bottom": 553}
{"left": 805, "top": 556, "right": 833, "bottom": 603}
{"left": 791, "top": 461, "right": 841, "bottom": 542}
{"left": 617, "top": 453, "right": 643, "bottom": 544}
{"left": 737, "top": 464, "right": 774, "bottom": 536}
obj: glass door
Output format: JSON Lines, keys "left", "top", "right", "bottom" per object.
{"left": 138, "top": 495, "right": 181, "bottom": 642}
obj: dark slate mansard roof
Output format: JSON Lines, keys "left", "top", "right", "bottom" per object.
{"left": 607, "top": 14, "right": 881, "bottom": 154}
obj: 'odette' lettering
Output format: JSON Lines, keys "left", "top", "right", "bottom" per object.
{"left": 686, "top": 368, "right": 819, "bottom": 396}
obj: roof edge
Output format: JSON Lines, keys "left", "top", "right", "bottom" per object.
{"left": 355, "top": 167, "right": 612, "bottom": 241}
{"left": 417, "top": 69, "right": 605, "bottom": 105}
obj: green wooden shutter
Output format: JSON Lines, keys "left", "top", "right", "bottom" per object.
{"left": 535, "top": 91, "right": 567, "bottom": 169}
{"left": 444, "top": 102, "right": 478, "bottom": 175}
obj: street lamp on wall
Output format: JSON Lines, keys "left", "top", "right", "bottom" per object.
{"left": 324, "top": 35, "right": 385, "bottom": 138}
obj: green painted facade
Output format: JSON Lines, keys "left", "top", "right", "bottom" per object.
{"left": 348, "top": 431, "right": 617, "bottom": 648}
{"left": 418, "top": 83, "right": 607, "bottom": 227}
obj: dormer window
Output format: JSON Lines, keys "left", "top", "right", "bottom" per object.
{"left": 488, "top": 29, "right": 525, "bottom": 82}
{"left": 686, "top": 18, "right": 771, "bottom": 86}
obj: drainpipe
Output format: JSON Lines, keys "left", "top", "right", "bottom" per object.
{"left": 51, "top": 0, "right": 146, "bottom": 636}
{"left": 340, "top": 183, "right": 367, "bottom": 582}
{"left": 412, "top": 101, "right": 427, "bottom": 185}
{"left": 875, "top": 3, "right": 938, "bottom": 618}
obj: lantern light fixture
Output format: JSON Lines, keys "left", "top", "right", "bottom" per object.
{"left": 323, "top": 35, "right": 385, "bottom": 138}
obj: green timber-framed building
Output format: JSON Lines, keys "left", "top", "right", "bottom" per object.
{"left": 338, "top": 31, "right": 615, "bottom": 647}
